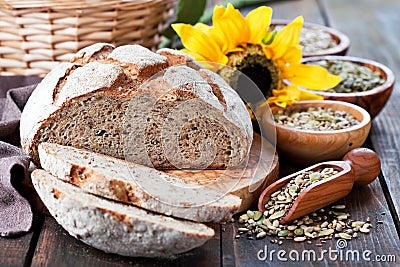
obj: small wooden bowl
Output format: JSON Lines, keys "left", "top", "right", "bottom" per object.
{"left": 271, "top": 19, "right": 350, "bottom": 57}
{"left": 261, "top": 100, "right": 371, "bottom": 166}
{"left": 301, "top": 56, "right": 395, "bottom": 119}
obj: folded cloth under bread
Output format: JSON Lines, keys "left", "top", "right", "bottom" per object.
{"left": 0, "top": 76, "right": 41, "bottom": 236}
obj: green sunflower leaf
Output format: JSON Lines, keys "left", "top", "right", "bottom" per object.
{"left": 160, "top": 0, "right": 207, "bottom": 48}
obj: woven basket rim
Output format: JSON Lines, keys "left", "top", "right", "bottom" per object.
{"left": 0, "top": 0, "right": 173, "bottom": 10}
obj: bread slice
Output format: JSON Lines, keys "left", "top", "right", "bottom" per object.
{"left": 32, "top": 169, "right": 214, "bottom": 258}
{"left": 38, "top": 142, "right": 242, "bottom": 222}
{"left": 20, "top": 43, "right": 253, "bottom": 169}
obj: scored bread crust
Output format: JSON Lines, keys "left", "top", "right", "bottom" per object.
{"left": 32, "top": 169, "right": 215, "bottom": 258}
{"left": 38, "top": 142, "right": 242, "bottom": 222}
{"left": 20, "top": 43, "right": 253, "bottom": 169}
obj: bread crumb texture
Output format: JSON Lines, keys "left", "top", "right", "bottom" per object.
{"left": 20, "top": 43, "right": 253, "bottom": 169}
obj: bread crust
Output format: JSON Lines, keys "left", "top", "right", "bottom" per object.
{"left": 32, "top": 169, "right": 215, "bottom": 258}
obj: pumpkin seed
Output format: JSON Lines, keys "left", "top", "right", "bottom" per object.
{"left": 270, "top": 210, "right": 286, "bottom": 220}
{"left": 247, "top": 210, "right": 254, "bottom": 219}
{"left": 308, "top": 60, "right": 385, "bottom": 93}
{"left": 294, "top": 228, "right": 304, "bottom": 236}
{"left": 309, "top": 172, "right": 321, "bottom": 182}
{"left": 278, "top": 230, "right": 289, "bottom": 237}
{"left": 289, "top": 185, "right": 299, "bottom": 192}
{"left": 253, "top": 211, "right": 263, "bottom": 221}
{"left": 319, "top": 229, "right": 334, "bottom": 237}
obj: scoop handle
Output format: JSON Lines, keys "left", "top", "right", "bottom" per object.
{"left": 343, "top": 148, "right": 381, "bottom": 186}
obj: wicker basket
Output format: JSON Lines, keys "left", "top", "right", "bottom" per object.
{"left": 0, "top": 0, "right": 176, "bottom": 76}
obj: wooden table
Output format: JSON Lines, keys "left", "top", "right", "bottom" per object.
{"left": 1, "top": 0, "right": 400, "bottom": 266}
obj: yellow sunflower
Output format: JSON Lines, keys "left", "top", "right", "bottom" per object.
{"left": 172, "top": 4, "right": 341, "bottom": 108}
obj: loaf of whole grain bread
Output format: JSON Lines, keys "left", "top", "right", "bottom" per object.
{"left": 20, "top": 43, "right": 252, "bottom": 169}
{"left": 38, "top": 142, "right": 242, "bottom": 222}
{"left": 32, "top": 169, "right": 215, "bottom": 257}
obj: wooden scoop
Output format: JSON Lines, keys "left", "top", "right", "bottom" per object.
{"left": 258, "top": 148, "right": 381, "bottom": 224}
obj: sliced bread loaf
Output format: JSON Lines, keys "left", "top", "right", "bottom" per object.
{"left": 32, "top": 169, "right": 214, "bottom": 258}
{"left": 38, "top": 142, "right": 242, "bottom": 222}
{"left": 20, "top": 43, "right": 252, "bottom": 169}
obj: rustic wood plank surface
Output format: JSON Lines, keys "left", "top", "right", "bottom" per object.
{"left": 1, "top": 0, "right": 400, "bottom": 266}
{"left": 0, "top": 213, "right": 44, "bottom": 267}
{"left": 220, "top": 0, "right": 400, "bottom": 266}
{"left": 323, "top": 0, "right": 400, "bottom": 232}
{"left": 30, "top": 217, "right": 221, "bottom": 267}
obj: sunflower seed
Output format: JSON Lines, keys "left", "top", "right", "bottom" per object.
{"left": 294, "top": 237, "right": 307, "bottom": 242}
{"left": 351, "top": 221, "right": 365, "bottom": 228}
{"left": 256, "top": 232, "right": 267, "bottom": 239}
{"left": 338, "top": 233, "right": 352, "bottom": 240}
{"left": 332, "top": 205, "right": 346, "bottom": 209}
{"left": 359, "top": 227, "right": 371, "bottom": 234}
{"left": 274, "top": 107, "right": 360, "bottom": 131}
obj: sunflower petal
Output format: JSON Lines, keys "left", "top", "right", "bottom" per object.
{"left": 286, "top": 64, "right": 342, "bottom": 90}
{"left": 299, "top": 89, "right": 325, "bottom": 100}
{"left": 268, "top": 84, "right": 324, "bottom": 107}
{"left": 180, "top": 48, "right": 207, "bottom": 62}
{"left": 212, "top": 4, "right": 250, "bottom": 52}
{"left": 172, "top": 23, "right": 227, "bottom": 64}
{"left": 268, "top": 16, "right": 303, "bottom": 60}
{"left": 245, "top": 6, "right": 272, "bottom": 44}
{"left": 194, "top": 23, "right": 226, "bottom": 50}
{"left": 193, "top": 22, "right": 212, "bottom": 33}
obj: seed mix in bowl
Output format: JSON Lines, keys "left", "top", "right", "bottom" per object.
{"left": 310, "top": 60, "right": 385, "bottom": 93}
{"left": 273, "top": 106, "right": 360, "bottom": 131}
{"left": 235, "top": 167, "right": 373, "bottom": 244}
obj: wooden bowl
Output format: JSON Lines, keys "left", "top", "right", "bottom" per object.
{"left": 271, "top": 19, "right": 350, "bottom": 57}
{"left": 260, "top": 100, "right": 371, "bottom": 166}
{"left": 301, "top": 56, "right": 395, "bottom": 119}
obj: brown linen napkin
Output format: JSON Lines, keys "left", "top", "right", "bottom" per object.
{"left": 0, "top": 76, "right": 41, "bottom": 237}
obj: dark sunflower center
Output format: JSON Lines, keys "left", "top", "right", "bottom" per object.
{"left": 218, "top": 45, "right": 280, "bottom": 105}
